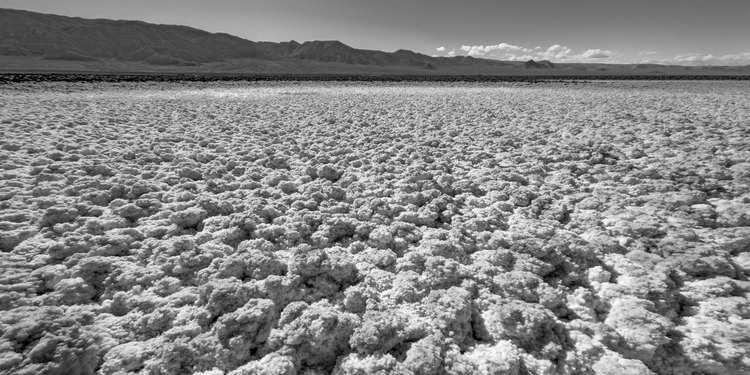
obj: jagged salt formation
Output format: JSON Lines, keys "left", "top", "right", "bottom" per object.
{"left": 0, "top": 81, "right": 748, "bottom": 375}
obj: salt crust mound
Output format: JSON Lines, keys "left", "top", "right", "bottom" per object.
{"left": 1, "top": 81, "right": 749, "bottom": 375}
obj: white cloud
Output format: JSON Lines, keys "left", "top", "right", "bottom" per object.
{"left": 504, "top": 54, "right": 535, "bottom": 61}
{"left": 671, "top": 52, "right": 750, "bottom": 66}
{"left": 497, "top": 43, "right": 533, "bottom": 53}
{"left": 450, "top": 41, "right": 750, "bottom": 65}
{"left": 527, "top": 45, "right": 620, "bottom": 62}
{"left": 537, "top": 45, "right": 573, "bottom": 60}
{"left": 460, "top": 45, "right": 484, "bottom": 57}
{"left": 436, "top": 46, "right": 446, "bottom": 52}
{"left": 636, "top": 52, "right": 750, "bottom": 66}
{"left": 673, "top": 53, "right": 709, "bottom": 63}
{"left": 456, "top": 42, "right": 620, "bottom": 62}
{"left": 459, "top": 42, "right": 533, "bottom": 57}
{"left": 581, "top": 49, "right": 611, "bottom": 59}
{"left": 456, "top": 42, "right": 617, "bottom": 62}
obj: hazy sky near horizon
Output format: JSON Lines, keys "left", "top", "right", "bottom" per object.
{"left": 2, "top": 0, "right": 749, "bottom": 65}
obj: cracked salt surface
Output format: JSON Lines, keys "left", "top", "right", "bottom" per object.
{"left": 0, "top": 80, "right": 749, "bottom": 375}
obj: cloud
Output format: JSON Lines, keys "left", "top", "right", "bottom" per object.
{"left": 581, "top": 49, "right": 611, "bottom": 59}
{"left": 635, "top": 51, "right": 750, "bottom": 66}
{"left": 673, "top": 53, "right": 711, "bottom": 63}
{"left": 523, "top": 45, "right": 619, "bottom": 62}
{"left": 497, "top": 43, "right": 533, "bottom": 53}
{"left": 460, "top": 45, "right": 487, "bottom": 57}
{"left": 460, "top": 46, "right": 483, "bottom": 57}
{"left": 450, "top": 41, "right": 750, "bottom": 65}
{"left": 455, "top": 42, "right": 619, "bottom": 62}
{"left": 459, "top": 42, "right": 533, "bottom": 57}
{"left": 537, "top": 45, "right": 574, "bottom": 60}
{"left": 504, "top": 54, "right": 535, "bottom": 61}
{"left": 671, "top": 52, "right": 750, "bottom": 66}
{"left": 436, "top": 46, "right": 446, "bottom": 52}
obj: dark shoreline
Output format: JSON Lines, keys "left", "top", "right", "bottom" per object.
{"left": 2, "top": 73, "right": 749, "bottom": 83}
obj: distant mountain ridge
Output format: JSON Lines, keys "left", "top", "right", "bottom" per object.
{"left": 1, "top": 7, "right": 749, "bottom": 76}
{"left": 524, "top": 60, "right": 556, "bottom": 69}
{"left": 0, "top": 8, "right": 509, "bottom": 69}
{"left": 0, "top": 8, "right": 288, "bottom": 64}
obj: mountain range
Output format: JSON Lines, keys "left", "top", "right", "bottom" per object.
{"left": 1, "top": 8, "right": 748, "bottom": 76}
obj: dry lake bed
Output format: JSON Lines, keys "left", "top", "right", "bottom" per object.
{"left": 1, "top": 81, "right": 749, "bottom": 375}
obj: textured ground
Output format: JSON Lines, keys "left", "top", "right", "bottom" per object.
{"left": 0, "top": 81, "right": 749, "bottom": 375}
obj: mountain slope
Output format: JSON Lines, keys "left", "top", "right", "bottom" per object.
{"left": 0, "top": 8, "right": 276, "bottom": 65}
{"left": 0, "top": 8, "right": 483, "bottom": 69}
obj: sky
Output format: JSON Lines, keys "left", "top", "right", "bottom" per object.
{"left": 2, "top": 0, "right": 749, "bottom": 65}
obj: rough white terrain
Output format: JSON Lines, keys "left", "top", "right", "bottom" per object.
{"left": 0, "top": 81, "right": 749, "bottom": 375}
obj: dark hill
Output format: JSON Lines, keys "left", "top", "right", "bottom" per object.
{"left": 0, "top": 8, "right": 501, "bottom": 69}
{"left": 524, "top": 59, "right": 556, "bottom": 69}
{"left": 0, "top": 8, "right": 273, "bottom": 65}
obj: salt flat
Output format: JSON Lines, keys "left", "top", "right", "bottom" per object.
{"left": 1, "top": 81, "right": 749, "bottom": 375}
